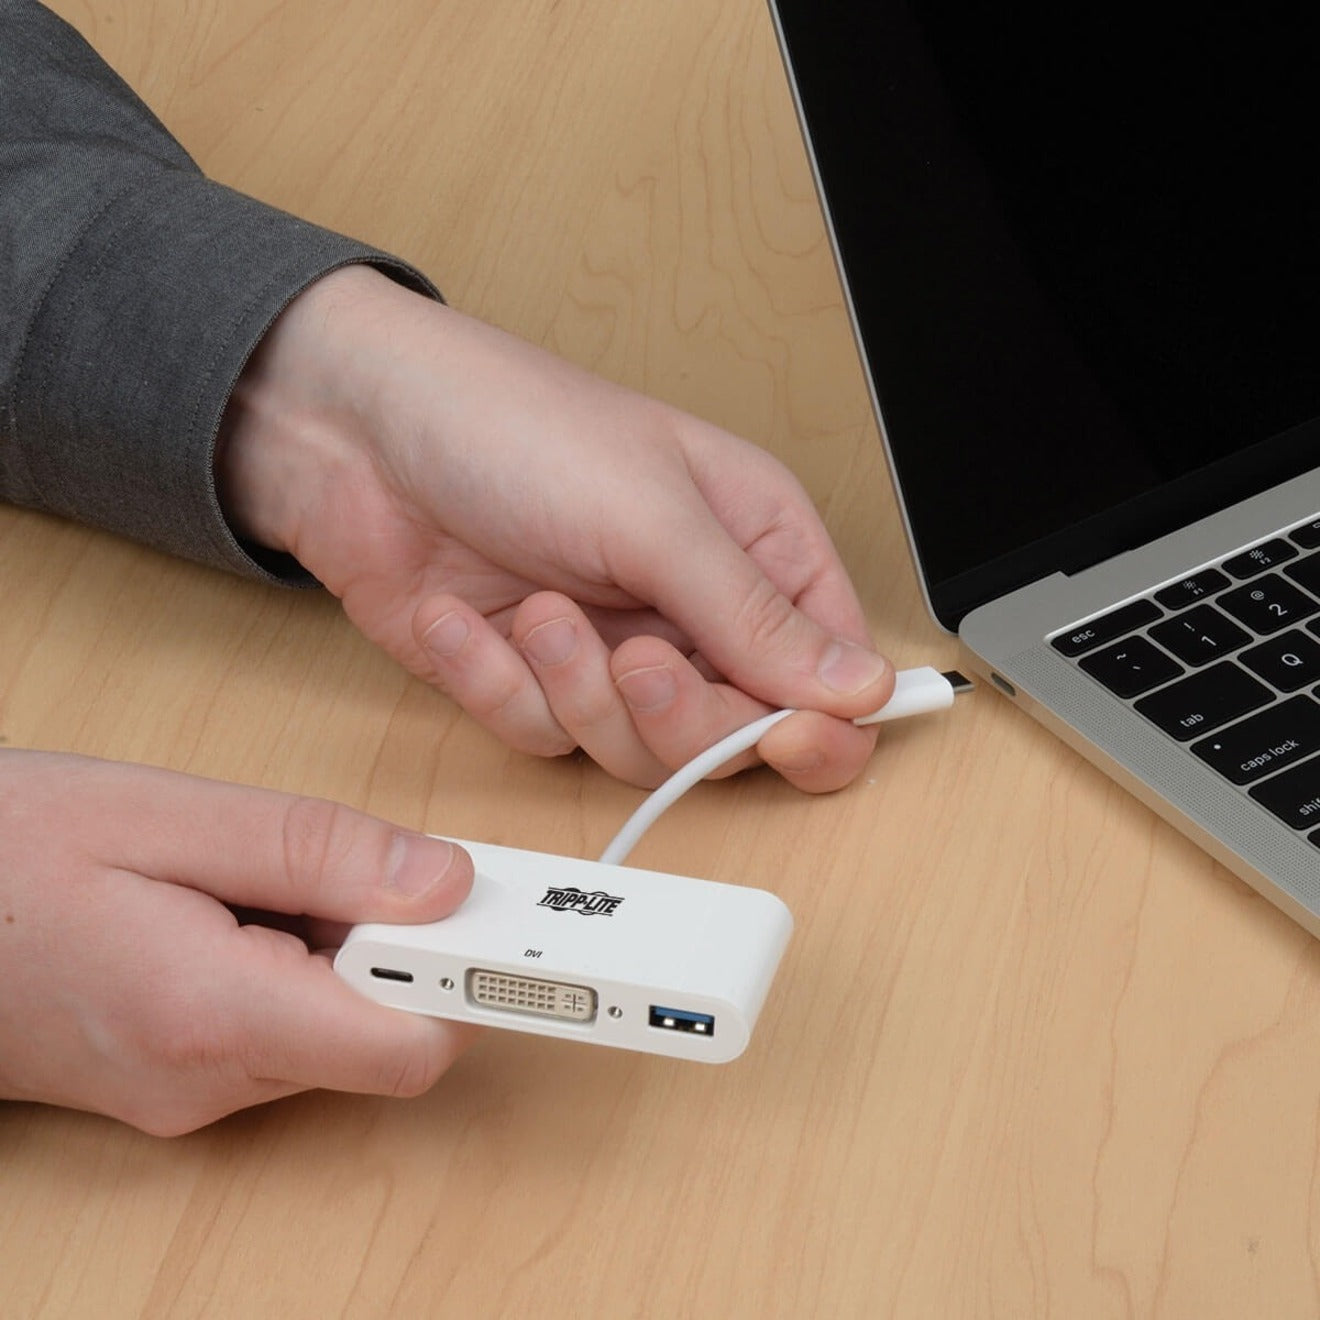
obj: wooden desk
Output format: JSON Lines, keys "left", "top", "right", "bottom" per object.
{"left": 4, "top": 2, "right": 1320, "bottom": 1315}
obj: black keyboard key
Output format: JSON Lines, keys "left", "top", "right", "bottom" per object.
{"left": 1149, "top": 604, "right": 1249, "bottom": 666}
{"left": 1290, "top": 519, "right": 1320, "bottom": 550}
{"left": 1192, "top": 696, "right": 1320, "bottom": 784}
{"left": 1154, "top": 570, "right": 1230, "bottom": 610}
{"left": 1283, "top": 551, "right": 1320, "bottom": 599}
{"left": 1249, "top": 758, "right": 1320, "bottom": 829}
{"left": 1079, "top": 636, "right": 1182, "bottom": 698}
{"left": 1134, "top": 662, "right": 1272, "bottom": 740}
{"left": 1052, "top": 599, "right": 1162, "bottom": 658}
{"left": 1219, "top": 574, "right": 1320, "bottom": 634}
{"left": 1239, "top": 630, "right": 1320, "bottom": 692}
{"left": 1223, "top": 538, "right": 1299, "bottom": 578}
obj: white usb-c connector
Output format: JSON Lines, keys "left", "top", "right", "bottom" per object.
{"left": 850, "top": 665, "right": 973, "bottom": 724}
{"left": 597, "top": 666, "right": 972, "bottom": 865}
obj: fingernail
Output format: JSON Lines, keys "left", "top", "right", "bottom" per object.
{"left": 386, "top": 835, "right": 457, "bottom": 898}
{"left": 615, "top": 664, "right": 678, "bottom": 712}
{"left": 522, "top": 616, "right": 577, "bottom": 666}
{"left": 817, "top": 640, "right": 890, "bottom": 696}
{"left": 421, "top": 611, "right": 469, "bottom": 658}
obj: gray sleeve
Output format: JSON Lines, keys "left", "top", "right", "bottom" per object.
{"left": 0, "top": 0, "right": 440, "bottom": 583}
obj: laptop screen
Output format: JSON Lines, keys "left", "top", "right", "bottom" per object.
{"left": 771, "top": 2, "right": 1320, "bottom": 629}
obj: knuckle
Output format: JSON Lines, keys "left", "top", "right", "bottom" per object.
{"left": 380, "top": 1044, "right": 447, "bottom": 1099}
{"left": 473, "top": 685, "right": 577, "bottom": 759}
{"left": 627, "top": 764, "right": 671, "bottom": 791}
{"left": 114, "top": 1003, "right": 238, "bottom": 1137}
{"left": 151, "top": 1000, "right": 232, "bottom": 1076}
{"left": 504, "top": 723, "right": 578, "bottom": 759}
{"left": 466, "top": 670, "right": 528, "bottom": 724}
{"left": 523, "top": 729, "right": 580, "bottom": 759}
{"left": 279, "top": 795, "right": 361, "bottom": 898}
{"left": 732, "top": 578, "right": 799, "bottom": 659}
{"left": 128, "top": 1103, "right": 217, "bottom": 1140}
{"left": 549, "top": 686, "right": 618, "bottom": 737}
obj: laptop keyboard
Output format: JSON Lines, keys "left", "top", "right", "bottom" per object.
{"left": 1051, "top": 515, "right": 1320, "bottom": 845}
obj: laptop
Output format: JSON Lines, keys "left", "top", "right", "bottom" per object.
{"left": 768, "top": 2, "right": 1320, "bottom": 934}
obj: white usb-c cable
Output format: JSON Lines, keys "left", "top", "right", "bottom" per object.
{"left": 597, "top": 666, "right": 972, "bottom": 864}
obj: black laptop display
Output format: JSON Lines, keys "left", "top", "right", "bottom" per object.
{"left": 770, "top": 2, "right": 1320, "bottom": 628}
{"left": 771, "top": 1, "right": 1320, "bottom": 934}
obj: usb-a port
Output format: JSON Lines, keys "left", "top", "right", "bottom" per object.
{"left": 649, "top": 1005, "right": 715, "bottom": 1037}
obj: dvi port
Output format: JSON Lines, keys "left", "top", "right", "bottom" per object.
{"left": 467, "top": 969, "right": 597, "bottom": 1023}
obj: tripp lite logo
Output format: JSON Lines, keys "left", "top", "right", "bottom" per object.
{"left": 537, "top": 886, "right": 625, "bottom": 917}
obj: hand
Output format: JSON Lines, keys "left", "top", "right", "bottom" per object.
{"left": 0, "top": 750, "right": 476, "bottom": 1136}
{"left": 217, "top": 267, "right": 894, "bottom": 792}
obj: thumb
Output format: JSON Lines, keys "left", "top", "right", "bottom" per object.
{"left": 638, "top": 520, "right": 894, "bottom": 718}
{"left": 59, "top": 755, "right": 474, "bottom": 923}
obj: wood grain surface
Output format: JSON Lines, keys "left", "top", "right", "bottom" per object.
{"left": 4, "top": 3, "right": 1320, "bottom": 1316}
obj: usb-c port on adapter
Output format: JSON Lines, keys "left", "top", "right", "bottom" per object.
{"left": 649, "top": 1006, "right": 715, "bottom": 1037}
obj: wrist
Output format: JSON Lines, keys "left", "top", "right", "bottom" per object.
{"left": 213, "top": 265, "right": 421, "bottom": 564}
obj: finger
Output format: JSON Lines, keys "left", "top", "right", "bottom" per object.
{"left": 227, "top": 909, "right": 351, "bottom": 955}
{"left": 754, "top": 708, "right": 879, "bottom": 794}
{"left": 579, "top": 603, "right": 694, "bottom": 655}
{"left": 410, "top": 593, "right": 577, "bottom": 758}
{"left": 512, "top": 593, "right": 670, "bottom": 786}
{"left": 610, "top": 635, "right": 782, "bottom": 779}
{"left": 231, "top": 925, "right": 478, "bottom": 1099}
{"left": 679, "top": 421, "right": 878, "bottom": 645}
{"left": 618, "top": 502, "right": 895, "bottom": 722}
{"left": 611, "top": 635, "right": 878, "bottom": 792}
{"left": 43, "top": 754, "right": 474, "bottom": 924}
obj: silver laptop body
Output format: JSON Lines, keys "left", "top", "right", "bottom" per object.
{"left": 769, "top": 1, "right": 1320, "bottom": 933}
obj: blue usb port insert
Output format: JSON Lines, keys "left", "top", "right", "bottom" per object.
{"left": 649, "top": 1005, "right": 715, "bottom": 1037}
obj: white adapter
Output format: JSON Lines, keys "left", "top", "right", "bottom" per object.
{"left": 334, "top": 838, "right": 793, "bottom": 1063}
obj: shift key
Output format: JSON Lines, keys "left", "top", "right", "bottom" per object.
{"left": 1192, "top": 696, "right": 1320, "bottom": 784}
{"left": 1249, "top": 756, "right": 1320, "bottom": 829}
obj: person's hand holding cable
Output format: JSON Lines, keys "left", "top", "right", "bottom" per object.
{"left": 217, "top": 265, "right": 896, "bottom": 794}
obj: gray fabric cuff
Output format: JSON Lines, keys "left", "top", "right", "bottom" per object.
{"left": 8, "top": 167, "right": 438, "bottom": 584}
